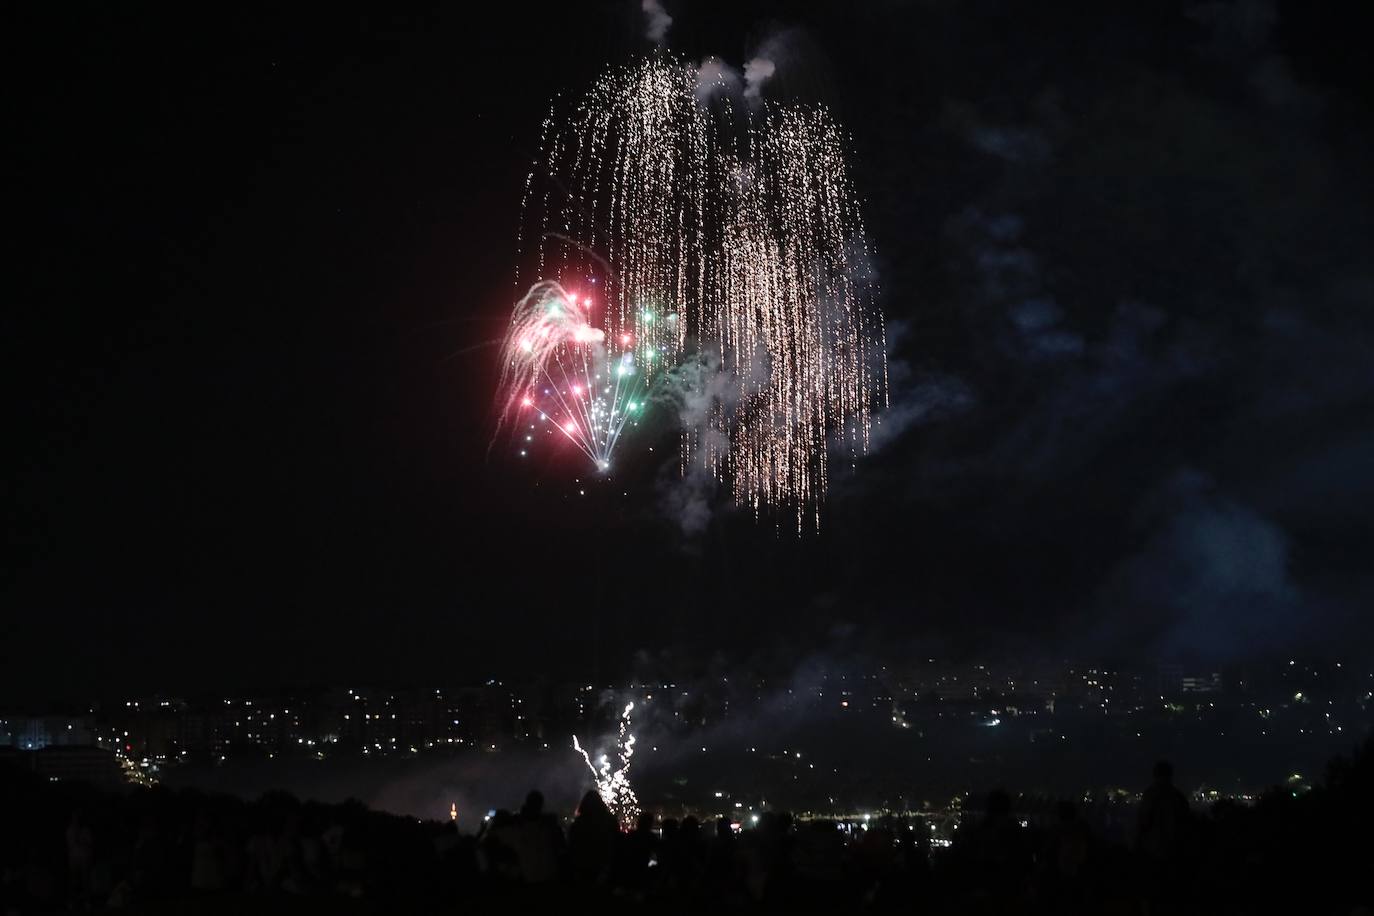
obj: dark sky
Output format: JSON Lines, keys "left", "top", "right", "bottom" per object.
{"left": 7, "top": 2, "right": 1372, "bottom": 703}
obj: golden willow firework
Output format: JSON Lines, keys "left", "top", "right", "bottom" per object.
{"left": 506, "top": 56, "right": 887, "bottom": 527}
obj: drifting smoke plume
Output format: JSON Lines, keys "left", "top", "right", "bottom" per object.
{"left": 641, "top": 0, "right": 672, "bottom": 45}
{"left": 694, "top": 56, "right": 741, "bottom": 102}
{"left": 743, "top": 57, "right": 777, "bottom": 101}
{"left": 1091, "top": 469, "right": 1302, "bottom": 661}
{"left": 651, "top": 348, "right": 771, "bottom": 536}
{"left": 864, "top": 320, "right": 975, "bottom": 453}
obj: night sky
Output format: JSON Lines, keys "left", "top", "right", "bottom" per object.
{"left": 7, "top": 2, "right": 1372, "bottom": 703}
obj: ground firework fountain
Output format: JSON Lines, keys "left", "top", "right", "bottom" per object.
{"left": 573, "top": 702, "right": 640, "bottom": 829}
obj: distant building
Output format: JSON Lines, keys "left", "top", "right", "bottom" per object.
{"left": 0, "top": 745, "right": 124, "bottom": 789}
{"left": 1158, "top": 663, "right": 1184, "bottom": 696}
{"left": 1181, "top": 672, "right": 1223, "bottom": 694}
{"left": 38, "top": 746, "right": 125, "bottom": 787}
{"left": 0, "top": 716, "right": 94, "bottom": 750}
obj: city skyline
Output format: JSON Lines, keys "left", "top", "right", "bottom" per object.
{"left": 6, "top": 655, "right": 1366, "bottom": 820}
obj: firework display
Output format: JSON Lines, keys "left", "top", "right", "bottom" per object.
{"left": 501, "top": 56, "right": 887, "bottom": 527}
{"left": 573, "top": 702, "right": 640, "bottom": 828}
{"left": 495, "top": 280, "right": 647, "bottom": 471}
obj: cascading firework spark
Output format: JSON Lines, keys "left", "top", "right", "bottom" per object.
{"left": 573, "top": 702, "right": 639, "bottom": 829}
{"left": 503, "top": 55, "right": 887, "bottom": 527}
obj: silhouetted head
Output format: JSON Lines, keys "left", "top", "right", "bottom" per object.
{"left": 1055, "top": 800, "right": 1077, "bottom": 824}
{"left": 577, "top": 790, "right": 610, "bottom": 821}
{"left": 1152, "top": 760, "right": 1174, "bottom": 787}
{"left": 636, "top": 812, "right": 655, "bottom": 834}
{"left": 985, "top": 789, "right": 1012, "bottom": 818}
{"left": 715, "top": 816, "right": 732, "bottom": 839}
{"left": 521, "top": 790, "right": 544, "bottom": 817}
{"left": 759, "top": 811, "right": 792, "bottom": 835}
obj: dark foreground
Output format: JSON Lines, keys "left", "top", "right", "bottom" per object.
{"left": 3, "top": 740, "right": 1371, "bottom": 915}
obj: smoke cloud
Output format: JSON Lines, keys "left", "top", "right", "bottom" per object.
{"left": 652, "top": 349, "right": 759, "bottom": 537}
{"left": 694, "top": 57, "right": 742, "bottom": 102}
{"left": 656, "top": 460, "right": 717, "bottom": 538}
{"left": 863, "top": 319, "right": 975, "bottom": 453}
{"left": 742, "top": 57, "right": 777, "bottom": 101}
{"left": 641, "top": 0, "right": 672, "bottom": 45}
{"left": 693, "top": 27, "right": 800, "bottom": 105}
{"left": 867, "top": 374, "right": 974, "bottom": 453}
{"left": 1091, "top": 469, "right": 1301, "bottom": 660}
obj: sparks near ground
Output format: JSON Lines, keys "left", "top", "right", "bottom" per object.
{"left": 500, "top": 56, "right": 888, "bottom": 527}
{"left": 573, "top": 702, "right": 639, "bottom": 829}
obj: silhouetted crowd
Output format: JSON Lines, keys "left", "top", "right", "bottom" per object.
{"left": 2, "top": 739, "right": 1370, "bottom": 914}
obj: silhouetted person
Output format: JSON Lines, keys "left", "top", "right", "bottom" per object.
{"left": 246, "top": 809, "right": 285, "bottom": 894}
{"left": 65, "top": 809, "right": 95, "bottom": 908}
{"left": 744, "top": 811, "right": 795, "bottom": 904}
{"left": 857, "top": 814, "right": 898, "bottom": 879}
{"left": 508, "top": 790, "right": 562, "bottom": 883}
{"left": 480, "top": 809, "right": 520, "bottom": 880}
{"left": 130, "top": 814, "right": 170, "bottom": 900}
{"left": 886, "top": 815, "right": 931, "bottom": 909}
{"left": 1136, "top": 760, "right": 1192, "bottom": 909}
{"left": 1137, "top": 761, "right": 1190, "bottom": 860}
{"left": 614, "top": 811, "right": 657, "bottom": 894}
{"left": 671, "top": 816, "right": 705, "bottom": 888}
{"left": 567, "top": 790, "right": 617, "bottom": 884}
{"left": 189, "top": 812, "right": 226, "bottom": 893}
{"left": 1039, "top": 800, "right": 1091, "bottom": 910}
{"left": 904, "top": 814, "right": 931, "bottom": 878}
{"left": 702, "top": 815, "right": 739, "bottom": 899}
{"left": 657, "top": 818, "right": 683, "bottom": 888}
{"left": 275, "top": 812, "right": 311, "bottom": 894}
{"left": 957, "top": 789, "right": 1029, "bottom": 906}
